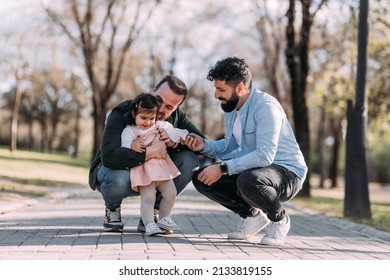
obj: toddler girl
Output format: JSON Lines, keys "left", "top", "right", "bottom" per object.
{"left": 121, "top": 93, "right": 188, "bottom": 236}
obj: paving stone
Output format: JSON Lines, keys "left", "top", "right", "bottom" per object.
{"left": 0, "top": 184, "right": 389, "bottom": 262}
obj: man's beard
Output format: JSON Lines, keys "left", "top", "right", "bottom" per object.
{"left": 220, "top": 90, "right": 239, "bottom": 112}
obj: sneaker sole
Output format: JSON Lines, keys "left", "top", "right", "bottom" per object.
{"left": 144, "top": 229, "right": 163, "bottom": 236}
{"left": 133, "top": 225, "right": 174, "bottom": 234}
{"left": 156, "top": 223, "right": 180, "bottom": 231}
{"left": 139, "top": 226, "right": 171, "bottom": 233}
{"left": 103, "top": 224, "right": 124, "bottom": 232}
{"left": 227, "top": 220, "right": 270, "bottom": 240}
{"left": 103, "top": 227, "right": 123, "bottom": 232}
{"left": 162, "top": 229, "right": 173, "bottom": 235}
{"left": 259, "top": 237, "right": 285, "bottom": 246}
{"left": 145, "top": 232, "right": 163, "bottom": 237}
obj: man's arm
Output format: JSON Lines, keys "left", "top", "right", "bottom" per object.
{"left": 226, "top": 103, "right": 283, "bottom": 174}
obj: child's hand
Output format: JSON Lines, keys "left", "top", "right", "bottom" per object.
{"left": 131, "top": 139, "right": 145, "bottom": 153}
{"left": 158, "top": 127, "right": 176, "bottom": 147}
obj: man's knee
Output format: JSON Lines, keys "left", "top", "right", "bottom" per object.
{"left": 174, "top": 151, "right": 199, "bottom": 175}
{"left": 237, "top": 170, "right": 260, "bottom": 196}
{"left": 191, "top": 169, "right": 201, "bottom": 186}
{"left": 98, "top": 168, "right": 130, "bottom": 194}
{"left": 109, "top": 172, "right": 130, "bottom": 189}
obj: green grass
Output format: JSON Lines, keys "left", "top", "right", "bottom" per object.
{"left": 0, "top": 147, "right": 89, "bottom": 187}
{"left": 0, "top": 185, "right": 47, "bottom": 197}
{"left": 292, "top": 196, "right": 390, "bottom": 233}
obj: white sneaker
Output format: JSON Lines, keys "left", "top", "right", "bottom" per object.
{"left": 156, "top": 216, "right": 180, "bottom": 231}
{"left": 260, "top": 214, "right": 291, "bottom": 246}
{"left": 137, "top": 215, "right": 158, "bottom": 233}
{"left": 144, "top": 223, "right": 163, "bottom": 236}
{"left": 228, "top": 210, "right": 269, "bottom": 240}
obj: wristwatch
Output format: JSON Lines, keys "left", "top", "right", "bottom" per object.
{"left": 219, "top": 162, "right": 228, "bottom": 175}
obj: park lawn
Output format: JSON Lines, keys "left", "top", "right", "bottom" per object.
{"left": 292, "top": 196, "right": 390, "bottom": 233}
{"left": 0, "top": 147, "right": 89, "bottom": 188}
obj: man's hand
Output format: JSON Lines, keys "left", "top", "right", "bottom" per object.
{"left": 131, "top": 139, "right": 145, "bottom": 153}
{"left": 182, "top": 133, "right": 205, "bottom": 151}
{"left": 197, "top": 164, "right": 222, "bottom": 186}
{"left": 145, "top": 137, "right": 167, "bottom": 160}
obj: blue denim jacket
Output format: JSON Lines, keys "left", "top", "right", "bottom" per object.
{"left": 203, "top": 89, "right": 307, "bottom": 182}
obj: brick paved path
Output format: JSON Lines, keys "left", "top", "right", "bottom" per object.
{"left": 1, "top": 185, "right": 390, "bottom": 260}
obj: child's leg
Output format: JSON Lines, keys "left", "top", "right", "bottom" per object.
{"left": 156, "top": 180, "right": 177, "bottom": 218}
{"left": 139, "top": 183, "right": 157, "bottom": 225}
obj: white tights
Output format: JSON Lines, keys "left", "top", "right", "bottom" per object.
{"left": 139, "top": 179, "right": 177, "bottom": 225}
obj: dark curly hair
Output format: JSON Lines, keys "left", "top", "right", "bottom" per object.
{"left": 207, "top": 56, "right": 252, "bottom": 91}
{"left": 123, "top": 93, "right": 161, "bottom": 125}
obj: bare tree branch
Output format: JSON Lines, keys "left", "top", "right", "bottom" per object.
{"left": 377, "top": 17, "right": 390, "bottom": 29}
{"left": 110, "top": 0, "right": 159, "bottom": 94}
{"left": 94, "top": 0, "right": 116, "bottom": 54}
{"left": 310, "top": 0, "right": 328, "bottom": 17}
{"left": 45, "top": 7, "right": 78, "bottom": 45}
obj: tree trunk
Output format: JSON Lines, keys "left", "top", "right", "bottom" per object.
{"left": 329, "top": 118, "right": 341, "bottom": 188}
{"left": 72, "top": 107, "right": 81, "bottom": 158}
{"left": 344, "top": 0, "right": 371, "bottom": 219}
{"left": 92, "top": 95, "right": 106, "bottom": 160}
{"left": 28, "top": 118, "right": 34, "bottom": 149}
{"left": 286, "top": 0, "right": 312, "bottom": 197}
{"left": 317, "top": 106, "right": 327, "bottom": 188}
{"left": 39, "top": 118, "right": 49, "bottom": 151}
{"left": 200, "top": 92, "right": 208, "bottom": 135}
{"left": 10, "top": 69, "right": 23, "bottom": 152}
{"left": 48, "top": 119, "right": 57, "bottom": 153}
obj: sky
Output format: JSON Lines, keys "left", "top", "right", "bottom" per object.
{"left": 0, "top": 0, "right": 359, "bottom": 94}
{"left": 0, "top": 0, "right": 262, "bottom": 91}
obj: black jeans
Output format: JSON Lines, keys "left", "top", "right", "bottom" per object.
{"left": 192, "top": 164, "right": 301, "bottom": 222}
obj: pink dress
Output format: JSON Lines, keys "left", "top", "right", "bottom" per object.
{"left": 121, "top": 122, "right": 188, "bottom": 192}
